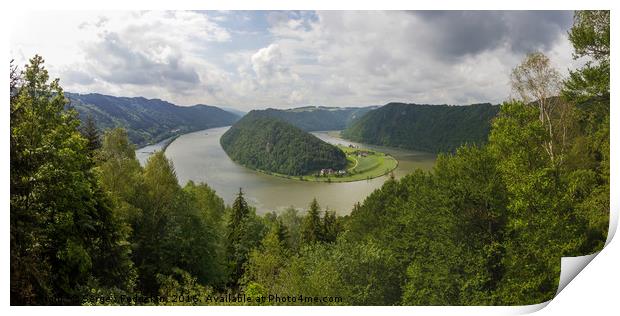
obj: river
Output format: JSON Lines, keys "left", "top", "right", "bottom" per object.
{"left": 136, "top": 126, "right": 436, "bottom": 215}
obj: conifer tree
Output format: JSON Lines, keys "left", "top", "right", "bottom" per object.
{"left": 322, "top": 209, "right": 339, "bottom": 243}
{"left": 79, "top": 114, "right": 101, "bottom": 153}
{"left": 301, "top": 198, "right": 323, "bottom": 244}
{"left": 227, "top": 188, "right": 251, "bottom": 285}
{"left": 275, "top": 219, "right": 290, "bottom": 246}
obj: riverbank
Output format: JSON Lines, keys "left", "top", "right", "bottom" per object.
{"left": 139, "top": 127, "right": 436, "bottom": 214}
{"left": 161, "top": 134, "right": 180, "bottom": 152}
{"left": 239, "top": 145, "right": 399, "bottom": 183}
{"left": 135, "top": 134, "right": 180, "bottom": 165}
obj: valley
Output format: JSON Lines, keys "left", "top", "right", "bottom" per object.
{"left": 137, "top": 126, "right": 436, "bottom": 214}
{"left": 10, "top": 10, "right": 609, "bottom": 306}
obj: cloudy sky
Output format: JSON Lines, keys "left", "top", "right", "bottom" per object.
{"left": 11, "top": 10, "right": 580, "bottom": 110}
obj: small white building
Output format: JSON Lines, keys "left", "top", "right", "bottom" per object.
{"left": 320, "top": 168, "right": 335, "bottom": 176}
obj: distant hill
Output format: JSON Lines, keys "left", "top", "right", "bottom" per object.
{"left": 246, "top": 106, "right": 377, "bottom": 131}
{"left": 220, "top": 113, "right": 347, "bottom": 176}
{"left": 66, "top": 93, "right": 240, "bottom": 147}
{"left": 341, "top": 102, "right": 500, "bottom": 153}
{"left": 219, "top": 106, "right": 247, "bottom": 117}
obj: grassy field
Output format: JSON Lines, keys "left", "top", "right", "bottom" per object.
{"left": 255, "top": 145, "right": 398, "bottom": 183}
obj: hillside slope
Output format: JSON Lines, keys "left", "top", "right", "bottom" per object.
{"left": 247, "top": 106, "right": 376, "bottom": 131}
{"left": 341, "top": 103, "right": 499, "bottom": 153}
{"left": 220, "top": 113, "right": 347, "bottom": 176}
{"left": 66, "top": 92, "right": 240, "bottom": 147}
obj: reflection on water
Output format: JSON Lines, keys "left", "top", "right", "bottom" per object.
{"left": 137, "top": 126, "right": 436, "bottom": 215}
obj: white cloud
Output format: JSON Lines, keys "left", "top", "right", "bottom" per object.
{"left": 251, "top": 44, "right": 285, "bottom": 82}
{"left": 10, "top": 10, "right": 578, "bottom": 109}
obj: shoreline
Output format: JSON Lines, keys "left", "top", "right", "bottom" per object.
{"left": 141, "top": 128, "right": 413, "bottom": 184}
{"left": 161, "top": 134, "right": 180, "bottom": 152}
{"left": 244, "top": 158, "right": 399, "bottom": 183}
{"left": 231, "top": 145, "right": 400, "bottom": 183}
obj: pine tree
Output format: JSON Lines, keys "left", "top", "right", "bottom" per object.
{"left": 79, "top": 114, "right": 101, "bottom": 153}
{"left": 227, "top": 188, "right": 251, "bottom": 285}
{"left": 229, "top": 188, "right": 249, "bottom": 229}
{"left": 301, "top": 198, "right": 322, "bottom": 244}
{"left": 275, "top": 219, "right": 290, "bottom": 246}
{"left": 322, "top": 209, "right": 339, "bottom": 243}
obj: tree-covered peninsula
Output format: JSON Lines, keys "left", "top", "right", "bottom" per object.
{"left": 220, "top": 114, "right": 347, "bottom": 176}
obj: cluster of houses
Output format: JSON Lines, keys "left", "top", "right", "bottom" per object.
{"left": 352, "top": 150, "right": 371, "bottom": 158}
{"left": 318, "top": 168, "right": 347, "bottom": 176}
{"left": 346, "top": 145, "right": 372, "bottom": 157}
{"left": 313, "top": 144, "right": 376, "bottom": 177}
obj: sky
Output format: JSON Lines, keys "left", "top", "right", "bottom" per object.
{"left": 10, "top": 10, "right": 581, "bottom": 110}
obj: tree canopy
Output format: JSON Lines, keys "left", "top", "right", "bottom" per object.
{"left": 221, "top": 115, "right": 347, "bottom": 176}
{"left": 341, "top": 103, "right": 499, "bottom": 153}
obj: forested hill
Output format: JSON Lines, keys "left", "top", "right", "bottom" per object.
{"left": 341, "top": 102, "right": 500, "bottom": 153}
{"left": 11, "top": 11, "right": 609, "bottom": 306}
{"left": 220, "top": 114, "right": 347, "bottom": 176}
{"left": 66, "top": 92, "right": 240, "bottom": 147}
{"left": 246, "top": 106, "right": 377, "bottom": 131}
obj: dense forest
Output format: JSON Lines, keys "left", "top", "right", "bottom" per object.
{"left": 342, "top": 102, "right": 500, "bottom": 153}
{"left": 67, "top": 92, "right": 240, "bottom": 147}
{"left": 10, "top": 11, "right": 609, "bottom": 306}
{"left": 220, "top": 114, "right": 347, "bottom": 176}
{"left": 245, "top": 106, "right": 376, "bottom": 131}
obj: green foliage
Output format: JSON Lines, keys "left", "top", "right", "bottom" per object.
{"left": 342, "top": 103, "right": 499, "bottom": 153}
{"left": 227, "top": 189, "right": 251, "bottom": 284}
{"left": 562, "top": 10, "right": 610, "bottom": 252}
{"left": 79, "top": 114, "right": 102, "bottom": 153}
{"left": 300, "top": 198, "right": 323, "bottom": 244}
{"left": 157, "top": 268, "right": 214, "bottom": 306}
{"left": 10, "top": 55, "right": 134, "bottom": 304}
{"left": 255, "top": 238, "right": 400, "bottom": 305}
{"left": 114, "top": 151, "right": 227, "bottom": 295}
{"left": 96, "top": 130, "right": 229, "bottom": 298}
{"left": 243, "top": 222, "right": 290, "bottom": 293}
{"left": 279, "top": 207, "right": 304, "bottom": 250}
{"left": 322, "top": 209, "right": 340, "bottom": 243}
{"left": 243, "top": 282, "right": 270, "bottom": 305}
{"left": 226, "top": 189, "right": 266, "bottom": 286}
{"left": 432, "top": 146, "right": 508, "bottom": 304}
{"left": 299, "top": 199, "right": 343, "bottom": 246}
{"left": 346, "top": 96, "right": 607, "bottom": 305}
{"left": 487, "top": 102, "right": 570, "bottom": 304}
{"left": 568, "top": 11, "right": 610, "bottom": 62}
{"left": 98, "top": 128, "right": 142, "bottom": 194}
{"left": 221, "top": 115, "right": 347, "bottom": 176}
{"left": 380, "top": 170, "right": 462, "bottom": 305}
{"left": 184, "top": 181, "right": 227, "bottom": 226}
